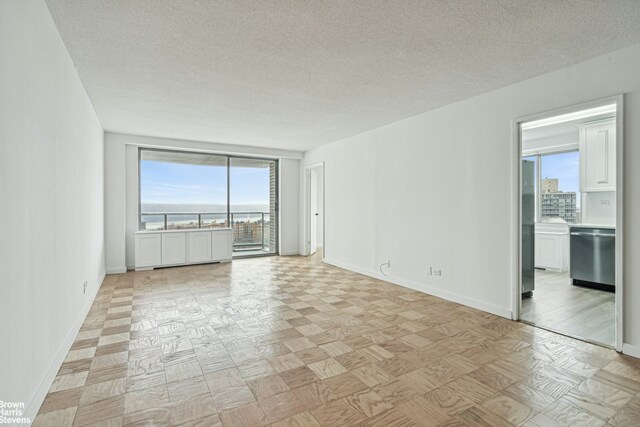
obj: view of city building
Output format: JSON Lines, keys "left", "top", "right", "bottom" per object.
{"left": 541, "top": 178, "right": 558, "bottom": 193}
{"left": 541, "top": 177, "right": 577, "bottom": 223}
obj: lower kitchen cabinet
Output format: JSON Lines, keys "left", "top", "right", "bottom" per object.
{"left": 535, "top": 224, "right": 569, "bottom": 272}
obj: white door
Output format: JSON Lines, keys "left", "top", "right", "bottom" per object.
{"left": 309, "top": 170, "right": 318, "bottom": 255}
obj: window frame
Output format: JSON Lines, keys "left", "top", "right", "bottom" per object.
{"left": 137, "top": 147, "right": 279, "bottom": 256}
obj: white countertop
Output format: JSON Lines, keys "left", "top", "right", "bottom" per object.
{"left": 570, "top": 224, "right": 616, "bottom": 229}
{"left": 136, "top": 228, "right": 232, "bottom": 234}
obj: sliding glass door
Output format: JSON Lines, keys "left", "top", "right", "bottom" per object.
{"left": 230, "top": 158, "right": 277, "bottom": 255}
{"left": 139, "top": 148, "right": 278, "bottom": 257}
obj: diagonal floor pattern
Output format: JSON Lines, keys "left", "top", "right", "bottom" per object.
{"left": 35, "top": 254, "right": 640, "bottom": 426}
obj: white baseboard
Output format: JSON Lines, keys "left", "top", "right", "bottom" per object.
{"left": 23, "top": 270, "right": 105, "bottom": 423}
{"left": 323, "top": 258, "right": 512, "bottom": 319}
{"left": 623, "top": 343, "right": 640, "bottom": 359}
{"left": 280, "top": 250, "right": 300, "bottom": 256}
{"left": 106, "top": 267, "right": 127, "bottom": 275}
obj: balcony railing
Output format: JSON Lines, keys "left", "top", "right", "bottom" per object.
{"left": 140, "top": 211, "right": 272, "bottom": 253}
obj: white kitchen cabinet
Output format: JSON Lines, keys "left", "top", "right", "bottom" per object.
{"left": 535, "top": 224, "right": 569, "bottom": 272}
{"left": 212, "top": 229, "right": 233, "bottom": 261}
{"left": 135, "top": 233, "right": 162, "bottom": 268}
{"left": 135, "top": 229, "right": 232, "bottom": 270}
{"left": 187, "top": 231, "right": 213, "bottom": 263}
{"left": 162, "top": 232, "right": 186, "bottom": 265}
{"left": 580, "top": 119, "right": 615, "bottom": 192}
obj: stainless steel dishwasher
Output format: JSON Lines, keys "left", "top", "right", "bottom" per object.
{"left": 569, "top": 226, "right": 615, "bottom": 289}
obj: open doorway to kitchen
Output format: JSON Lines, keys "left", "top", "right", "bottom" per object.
{"left": 514, "top": 98, "right": 623, "bottom": 349}
{"left": 305, "top": 162, "right": 325, "bottom": 258}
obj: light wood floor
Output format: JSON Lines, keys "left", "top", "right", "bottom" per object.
{"left": 521, "top": 269, "right": 615, "bottom": 347}
{"left": 35, "top": 255, "right": 640, "bottom": 426}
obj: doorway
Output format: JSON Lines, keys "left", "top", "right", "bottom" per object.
{"left": 514, "top": 97, "right": 623, "bottom": 350}
{"left": 305, "top": 163, "right": 324, "bottom": 258}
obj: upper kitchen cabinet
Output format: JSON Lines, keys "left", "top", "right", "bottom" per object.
{"left": 579, "top": 119, "right": 616, "bottom": 192}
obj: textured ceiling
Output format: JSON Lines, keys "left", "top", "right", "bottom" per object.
{"left": 45, "top": 0, "right": 640, "bottom": 151}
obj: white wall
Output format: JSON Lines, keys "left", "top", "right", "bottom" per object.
{"left": 302, "top": 43, "right": 640, "bottom": 351}
{"left": 280, "top": 158, "right": 301, "bottom": 255}
{"left": 105, "top": 132, "right": 302, "bottom": 271}
{"left": 0, "top": 0, "right": 105, "bottom": 420}
{"left": 583, "top": 191, "right": 616, "bottom": 226}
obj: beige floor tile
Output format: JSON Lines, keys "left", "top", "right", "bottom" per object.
{"left": 79, "top": 377, "right": 127, "bottom": 406}
{"left": 319, "top": 341, "right": 353, "bottom": 357}
{"left": 124, "top": 383, "right": 170, "bottom": 414}
{"left": 211, "top": 385, "right": 256, "bottom": 412}
{"left": 33, "top": 255, "right": 640, "bottom": 427}
{"left": 247, "top": 374, "right": 290, "bottom": 400}
{"left": 308, "top": 358, "right": 348, "bottom": 379}
{"left": 218, "top": 401, "right": 268, "bottom": 427}
{"left": 165, "top": 360, "right": 203, "bottom": 383}
{"left": 50, "top": 372, "right": 89, "bottom": 393}
{"left": 32, "top": 406, "right": 77, "bottom": 427}
{"left": 167, "top": 375, "right": 210, "bottom": 402}
{"left": 269, "top": 353, "right": 305, "bottom": 373}
{"left": 204, "top": 367, "right": 244, "bottom": 392}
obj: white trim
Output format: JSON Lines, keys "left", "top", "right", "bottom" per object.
{"left": 110, "top": 131, "right": 303, "bottom": 160}
{"left": 521, "top": 142, "right": 579, "bottom": 157}
{"left": 615, "top": 95, "right": 624, "bottom": 352}
{"left": 623, "top": 343, "right": 640, "bottom": 359}
{"left": 511, "top": 95, "right": 624, "bottom": 351}
{"left": 520, "top": 103, "right": 617, "bottom": 130}
{"left": 510, "top": 116, "right": 521, "bottom": 320}
{"left": 24, "top": 271, "right": 105, "bottom": 422}
{"left": 106, "top": 267, "right": 127, "bottom": 275}
{"left": 324, "top": 258, "right": 512, "bottom": 319}
{"left": 279, "top": 250, "right": 300, "bottom": 256}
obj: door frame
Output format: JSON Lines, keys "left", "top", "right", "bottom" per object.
{"left": 510, "top": 95, "right": 624, "bottom": 352}
{"left": 304, "top": 162, "right": 325, "bottom": 258}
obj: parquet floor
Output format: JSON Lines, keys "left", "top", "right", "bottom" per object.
{"left": 35, "top": 254, "right": 640, "bottom": 426}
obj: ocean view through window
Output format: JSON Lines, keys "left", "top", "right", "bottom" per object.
{"left": 139, "top": 148, "right": 278, "bottom": 256}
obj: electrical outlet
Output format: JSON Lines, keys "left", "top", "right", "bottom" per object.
{"left": 83, "top": 281, "right": 87, "bottom": 294}
{"left": 426, "top": 267, "right": 442, "bottom": 277}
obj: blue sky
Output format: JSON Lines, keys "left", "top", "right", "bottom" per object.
{"left": 524, "top": 151, "right": 580, "bottom": 209}
{"left": 541, "top": 151, "right": 579, "bottom": 194}
{"left": 140, "top": 160, "right": 269, "bottom": 206}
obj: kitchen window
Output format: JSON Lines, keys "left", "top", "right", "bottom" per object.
{"left": 526, "top": 150, "right": 580, "bottom": 224}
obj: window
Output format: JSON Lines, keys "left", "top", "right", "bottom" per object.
{"left": 139, "top": 149, "right": 278, "bottom": 256}
{"left": 524, "top": 150, "right": 580, "bottom": 224}
{"left": 540, "top": 151, "right": 579, "bottom": 223}
{"left": 139, "top": 150, "right": 228, "bottom": 231}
